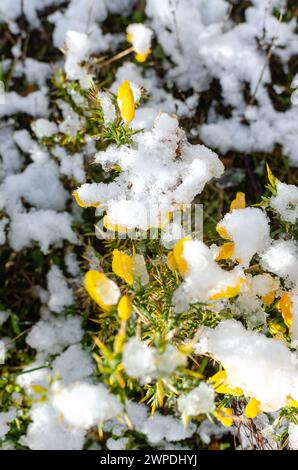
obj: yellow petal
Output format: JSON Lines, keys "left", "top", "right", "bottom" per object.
{"left": 215, "top": 242, "right": 235, "bottom": 261}
{"left": 209, "top": 370, "right": 243, "bottom": 396}
{"left": 173, "top": 237, "right": 191, "bottom": 276}
{"left": 244, "top": 398, "right": 261, "bottom": 419}
{"left": 126, "top": 32, "right": 133, "bottom": 44}
{"left": 215, "top": 383, "right": 243, "bottom": 396}
{"left": 277, "top": 292, "right": 293, "bottom": 328}
{"left": 73, "top": 190, "right": 100, "bottom": 208}
{"left": 84, "top": 270, "right": 120, "bottom": 311}
{"left": 31, "top": 385, "right": 47, "bottom": 394}
{"left": 268, "top": 321, "right": 286, "bottom": 336}
{"left": 157, "top": 379, "right": 164, "bottom": 408}
{"left": 214, "top": 408, "right": 234, "bottom": 427}
{"left": 216, "top": 224, "right": 231, "bottom": 240}
{"left": 114, "top": 330, "right": 126, "bottom": 354}
{"left": 208, "top": 278, "right": 244, "bottom": 300}
{"left": 103, "top": 215, "right": 132, "bottom": 234}
{"left": 261, "top": 291, "right": 275, "bottom": 305}
{"left": 135, "top": 51, "right": 150, "bottom": 63}
{"left": 167, "top": 251, "right": 178, "bottom": 272}
{"left": 266, "top": 163, "right": 278, "bottom": 188}
{"left": 118, "top": 295, "right": 133, "bottom": 321}
{"left": 230, "top": 192, "right": 246, "bottom": 212}
{"left": 117, "top": 80, "right": 135, "bottom": 125}
{"left": 287, "top": 396, "right": 298, "bottom": 408}
{"left": 209, "top": 370, "right": 227, "bottom": 384}
{"left": 112, "top": 249, "right": 134, "bottom": 285}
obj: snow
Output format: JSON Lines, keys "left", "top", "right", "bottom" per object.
{"left": 217, "top": 207, "right": 271, "bottom": 267}
{"left": 0, "top": 217, "right": 8, "bottom": 245}
{"left": 147, "top": 0, "right": 298, "bottom": 166}
{"left": 141, "top": 413, "right": 194, "bottom": 444}
{"left": 98, "top": 92, "right": 116, "bottom": 126}
{"left": 26, "top": 315, "right": 83, "bottom": 354}
{"left": 47, "top": 265, "right": 74, "bottom": 313}
{"left": 0, "top": 311, "right": 9, "bottom": 326}
{"left": 270, "top": 182, "right": 298, "bottom": 223}
{"left": 231, "top": 273, "right": 279, "bottom": 329}
{"left": 110, "top": 62, "right": 199, "bottom": 130}
{"left": 49, "top": 0, "right": 114, "bottom": 53}
{"left": 122, "top": 338, "right": 185, "bottom": 381}
{"left": 51, "top": 382, "right": 122, "bottom": 429}
{"left": 57, "top": 100, "right": 84, "bottom": 137}
{"left": 0, "top": 89, "right": 49, "bottom": 118}
{"left": 0, "top": 409, "right": 17, "bottom": 439}
{"left": 65, "top": 251, "right": 80, "bottom": 277}
{"left": 53, "top": 147, "right": 85, "bottom": 183}
{"left": 124, "top": 401, "right": 196, "bottom": 445}
{"left": 21, "top": 402, "right": 85, "bottom": 450}
{"left": 8, "top": 210, "right": 77, "bottom": 253}
{"left": 197, "top": 319, "right": 298, "bottom": 412}
{"left": 127, "top": 23, "right": 153, "bottom": 56}
{"left": 1, "top": 0, "right": 298, "bottom": 452}
{"left": 0, "top": 1, "right": 65, "bottom": 28}
{"left": 0, "top": 340, "right": 6, "bottom": 364}
{"left": 76, "top": 113, "right": 223, "bottom": 230}
{"left": 106, "top": 437, "right": 129, "bottom": 450}
{"left": 0, "top": 160, "right": 68, "bottom": 213}
{"left": 288, "top": 423, "right": 298, "bottom": 450}
{"left": 261, "top": 240, "right": 298, "bottom": 287}
{"left": 22, "top": 59, "right": 52, "bottom": 87}
{"left": 31, "top": 119, "right": 58, "bottom": 138}
{"left": 0, "top": 127, "right": 24, "bottom": 181}
{"left": 122, "top": 337, "right": 155, "bottom": 380}
{"left": 177, "top": 383, "right": 215, "bottom": 417}
{"left": 198, "top": 419, "right": 229, "bottom": 445}
{"left": 173, "top": 239, "right": 244, "bottom": 310}
{"left": 52, "top": 345, "right": 93, "bottom": 383}
{"left": 64, "top": 31, "right": 92, "bottom": 89}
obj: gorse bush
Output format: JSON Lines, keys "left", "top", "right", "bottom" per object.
{"left": 0, "top": 0, "right": 298, "bottom": 451}
{"left": 75, "top": 86, "right": 298, "bottom": 448}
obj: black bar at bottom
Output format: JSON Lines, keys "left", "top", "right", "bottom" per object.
{"left": 0, "top": 449, "right": 295, "bottom": 467}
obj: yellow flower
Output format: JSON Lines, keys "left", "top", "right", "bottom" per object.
{"left": 244, "top": 398, "right": 261, "bottom": 419}
{"left": 126, "top": 32, "right": 133, "bottom": 43}
{"left": 112, "top": 249, "right": 134, "bottom": 285}
{"left": 261, "top": 291, "right": 276, "bottom": 305}
{"left": 172, "top": 237, "right": 191, "bottom": 275}
{"left": 286, "top": 396, "right": 298, "bottom": 408}
{"left": 126, "top": 32, "right": 151, "bottom": 63}
{"left": 277, "top": 292, "right": 293, "bottom": 328}
{"left": 214, "top": 408, "right": 234, "bottom": 427}
{"left": 135, "top": 52, "right": 151, "bottom": 63}
{"left": 114, "top": 330, "right": 126, "bottom": 355}
{"left": 112, "top": 250, "right": 149, "bottom": 286}
{"left": 84, "top": 270, "right": 120, "bottom": 311}
{"left": 266, "top": 163, "right": 278, "bottom": 189}
{"left": 73, "top": 190, "right": 100, "bottom": 208}
{"left": 216, "top": 224, "right": 231, "bottom": 241}
{"left": 117, "top": 80, "right": 135, "bottom": 125}
{"left": 118, "top": 295, "right": 133, "bottom": 321}
{"left": 167, "top": 251, "right": 178, "bottom": 272}
{"left": 215, "top": 242, "right": 235, "bottom": 261}
{"left": 268, "top": 321, "right": 286, "bottom": 337}
{"left": 230, "top": 192, "right": 246, "bottom": 212}
{"left": 31, "top": 384, "right": 48, "bottom": 394}
{"left": 208, "top": 278, "right": 244, "bottom": 301}
{"left": 209, "top": 370, "right": 243, "bottom": 396}
{"left": 103, "top": 215, "right": 132, "bottom": 234}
